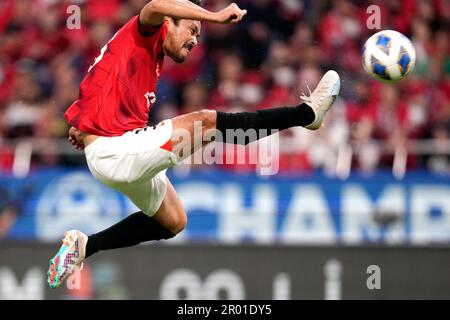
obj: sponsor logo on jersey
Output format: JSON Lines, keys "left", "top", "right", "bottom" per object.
{"left": 145, "top": 92, "right": 156, "bottom": 108}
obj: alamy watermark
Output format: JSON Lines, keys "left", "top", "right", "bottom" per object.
{"left": 366, "top": 5, "right": 381, "bottom": 30}
{"left": 65, "top": 265, "right": 82, "bottom": 290}
{"left": 66, "top": 5, "right": 81, "bottom": 30}
{"left": 170, "top": 121, "right": 280, "bottom": 176}
{"left": 366, "top": 265, "right": 381, "bottom": 290}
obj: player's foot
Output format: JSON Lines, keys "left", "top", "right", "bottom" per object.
{"left": 47, "top": 230, "right": 87, "bottom": 289}
{"left": 300, "top": 70, "right": 341, "bottom": 130}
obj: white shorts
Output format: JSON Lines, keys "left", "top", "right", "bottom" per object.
{"left": 84, "top": 120, "right": 178, "bottom": 217}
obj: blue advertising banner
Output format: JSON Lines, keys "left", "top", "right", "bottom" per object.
{"left": 2, "top": 169, "right": 450, "bottom": 244}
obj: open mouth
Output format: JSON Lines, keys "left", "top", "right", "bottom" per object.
{"left": 184, "top": 43, "right": 194, "bottom": 52}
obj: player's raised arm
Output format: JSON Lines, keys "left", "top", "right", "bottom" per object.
{"left": 140, "top": 0, "right": 247, "bottom": 26}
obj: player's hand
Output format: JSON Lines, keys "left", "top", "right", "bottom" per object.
{"left": 68, "top": 127, "right": 85, "bottom": 151}
{"left": 213, "top": 3, "right": 247, "bottom": 24}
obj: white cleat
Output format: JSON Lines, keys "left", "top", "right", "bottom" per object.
{"left": 47, "top": 230, "right": 87, "bottom": 289}
{"left": 300, "top": 70, "right": 341, "bottom": 130}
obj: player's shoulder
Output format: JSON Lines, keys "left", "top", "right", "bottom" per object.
{"left": 137, "top": 14, "right": 167, "bottom": 38}
{"left": 116, "top": 14, "right": 168, "bottom": 42}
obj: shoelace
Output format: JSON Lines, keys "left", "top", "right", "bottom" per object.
{"left": 63, "top": 234, "right": 85, "bottom": 271}
{"left": 300, "top": 85, "right": 313, "bottom": 104}
{"left": 71, "top": 238, "right": 84, "bottom": 271}
{"left": 300, "top": 84, "right": 328, "bottom": 107}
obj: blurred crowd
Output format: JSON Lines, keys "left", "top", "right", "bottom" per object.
{"left": 0, "top": 0, "right": 449, "bottom": 174}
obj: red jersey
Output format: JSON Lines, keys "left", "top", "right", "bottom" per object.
{"left": 64, "top": 16, "right": 167, "bottom": 136}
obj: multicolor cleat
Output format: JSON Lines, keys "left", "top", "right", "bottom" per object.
{"left": 47, "top": 230, "right": 87, "bottom": 289}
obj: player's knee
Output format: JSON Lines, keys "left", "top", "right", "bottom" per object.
{"left": 195, "top": 109, "right": 216, "bottom": 131}
{"left": 174, "top": 211, "right": 187, "bottom": 234}
{"left": 167, "top": 210, "right": 187, "bottom": 235}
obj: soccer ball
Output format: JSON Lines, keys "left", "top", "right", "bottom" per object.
{"left": 362, "top": 30, "right": 416, "bottom": 82}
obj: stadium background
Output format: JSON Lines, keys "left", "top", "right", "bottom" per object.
{"left": 1, "top": 0, "right": 449, "bottom": 299}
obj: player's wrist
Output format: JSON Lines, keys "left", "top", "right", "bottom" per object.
{"left": 207, "top": 12, "right": 222, "bottom": 23}
{"left": 192, "top": 10, "right": 220, "bottom": 23}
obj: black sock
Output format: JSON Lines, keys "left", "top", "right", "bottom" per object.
{"left": 85, "top": 211, "right": 174, "bottom": 258}
{"left": 215, "top": 103, "right": 315, "bottom": 145}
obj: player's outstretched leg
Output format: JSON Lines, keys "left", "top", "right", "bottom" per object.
{"left": 170, "top": 70, "right": 341, "bottom": 160}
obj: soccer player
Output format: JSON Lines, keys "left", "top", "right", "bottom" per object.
{"left": 47, "top": 0, "right": 340, "bottom": 288}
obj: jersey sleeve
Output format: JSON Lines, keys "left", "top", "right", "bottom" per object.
{"left": 64, "top": 95, "right": 98, "bottom": 131}
{"left": 131, "top": 15, "right": 168, "bottom": 57}
{"left": 137, "top": 16, "right": 163, "bottom": 36}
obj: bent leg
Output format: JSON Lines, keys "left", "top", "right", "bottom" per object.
{"left": 84, "top": 178, "right": 185, "bottom": 258}
{"left": 152, "top": 179, "right": 187, "bottom": 235}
